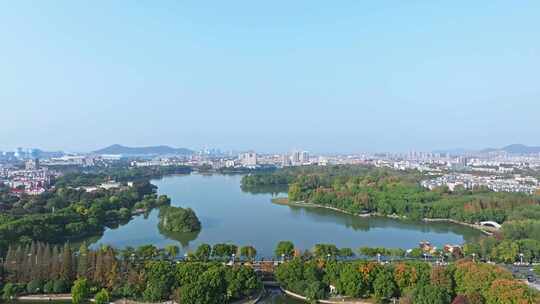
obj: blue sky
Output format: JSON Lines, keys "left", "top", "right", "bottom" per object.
{"left": 1, "top": 1, "right": 538, "bottom": 153}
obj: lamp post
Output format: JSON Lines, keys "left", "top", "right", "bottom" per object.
{"left": 184, "top": 253, "right": 188, "bottom": 261}
{"left": 519, "top": 253, "right": 524, "bottom": 265}
{"left": 472, "top": 253, "right": 476, "bottom": 263}
{"left": 281, "top": 253, "right": 285, "bottom": 263}
{"left": 231, "top": 253, "right": 236, "bottom": 264}
{"left": 377, "top": 253, "right": 381, "bottom": 263}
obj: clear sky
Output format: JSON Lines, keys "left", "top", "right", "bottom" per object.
{"left": 1, "top": 1, "right": 538, "bottom": 153}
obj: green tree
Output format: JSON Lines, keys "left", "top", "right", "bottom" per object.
{"left": 77, "top": 244, "right": 89, "bottom": 278}
{"left": 275, "top": 241, "right": 295, "bottom": 258}
{"left": 313, "top": 244, "right": 339, "bottom": 258}
{"left": 94, "top": 288, "right": 110, "bottom": 304}
{"left": 164, "top": 244, "right": 179, "bottom": 260}
{"left": 338, "top": 247, "right": 355, "bottom": 258}
{"left": 373, "top": 268, "right": 398, "bottom": 302}
{"left": 240, "top": 246, "right": 257, "bottom": 260}
{"left": 305, "top": 281, "right": 327, "bottom": 303}
{"left": 195, "top": 244, "right": 212, "bottom": 262}
{"left": 338, "top": 263, "right": 365, "bottom": 297}
{"left": 71, "top": 278, "right": 90, "bottom": 304}
{"left": 143, "top": 261, "right": 175, "bottom": 302}
{"left": 179, "top": 267, "right": 228, "bottom": 304}
{"left": 413, "top": 284, "right": 452, "bottom": 304}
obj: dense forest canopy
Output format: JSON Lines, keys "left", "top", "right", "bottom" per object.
{"left": 158, "top": 205, "right": 201, "bottom": 233}
{"left": 1, "top": 242, "right": 261, "bottom": 303}
{"left": 243, "top": 165, "right": 540, "bottom": 264}
{"left": 275, "top": 257, "right": 538, "bottom": 303}
{"left": 242, "top": 165, "right": 540, "bottom": 224}
{"left": 0, "top": 167, "right": 196, "bottom": 254}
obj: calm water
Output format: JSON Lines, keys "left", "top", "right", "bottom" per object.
{"left": 89, "top": 173, "right": 482, "bottom": 256}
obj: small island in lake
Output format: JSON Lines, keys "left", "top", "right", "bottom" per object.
{"left": 158, "top": 205, "right": 202, "bottom": 233}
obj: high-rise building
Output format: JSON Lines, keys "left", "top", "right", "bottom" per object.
{"left": 240, "top": 151, "right": 257, "bottom": 167}
{"left": 281, "top": 154, "right": 291, "bottom": 167}
{"left": 300, "top": 151, "right": 310, "bottom": 164}
{"left": 291, "top": 151, "right": 301, "bottom": 164}
{"left": 25, "top": 158, "right": 40, "bottom": 170}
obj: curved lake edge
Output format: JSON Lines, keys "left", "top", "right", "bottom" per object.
{"left": 271, "top": 197, "right": 493, "bottom": 237}
{"left": 83, "top": 174, "right": 483, "bottom": 255}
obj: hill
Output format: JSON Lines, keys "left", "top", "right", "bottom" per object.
{"left": 93, "top": 144, "right": 193, "bottom": 156}
{"left": 501, "top": 144, "right": 540, "bottom": 154}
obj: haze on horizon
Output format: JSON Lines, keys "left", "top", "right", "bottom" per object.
{"left": 1, "top": 1, "right": 538, "bottom": 154}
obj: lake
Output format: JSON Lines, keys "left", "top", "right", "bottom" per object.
{"left": 88, "top": 173, "right": 483, "bottom": 257}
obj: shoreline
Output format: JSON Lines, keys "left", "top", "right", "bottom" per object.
{"left": 271, "top": 197, "right": 493, "bottom": 236}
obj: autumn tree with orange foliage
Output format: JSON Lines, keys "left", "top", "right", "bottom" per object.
{"left": 485, "top": 279, "right": 539, "bottom": 304}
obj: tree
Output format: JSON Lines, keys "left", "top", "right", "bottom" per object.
{"left": 226, "top": 266, "right": 261, "bottom": 299}
{"left": 212, "top": 244, "right": 237, "bottom": 259}
{"left": 491, "top": 240, "right": 519, "bottom": 264}
{"left": 71, "top": 278, "right": 90, "bottom": 304}
{"left": 338, "top": 247, "right": 355, "bottom": 258}
{"left": 195, "top": 244, "right": 212, "bottom": 262}
{"left": 180, "top": 267, "right": 228, "bottom": 304}
{"left": 94, "top": 288, "right": 110, "bottom": 304}
{"left": 60, "top": 243, "right": 73, "bottom": 282}
{"left": 77, "top": 244, "right": 88, "bottom": 278}
{"left": 275, "top": 241, "right": 295, "bottom": 258}
{"left": 305, "top": 281, "right": 327, "bottom": 303}
{"left": 143, "top": 261, "right": 175, "bottom": 302}
{"left": 373, "top": 268, "right": 398, "bottom": 302}
{"left": 485, "top": 279, "right": 538, "bottom": 304}
{"left": 451, "top": 295, "right": 470, "bottom": 304}
{"left": 164, "top": 244, "right": 179, "bottom": 260}
{"left": 158, "top": 206, "right": 201, "bottom": 233}
{"left": 413, "top": 283, "right": 452, "bottom": 304}
{"left": 338, "top": 263, "right": 365, "bottom": 297}
{"left": 313, "top": 244, "right": 339, "bottom": 258}
{"left": 240, "top": 246, "right": 257, "bottom": 260}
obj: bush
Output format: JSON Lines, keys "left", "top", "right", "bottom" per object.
{"left": 53, "top": 279, "right": 69, "bottom": 293}
{"left": 26, "top": 279, "right": 44, "bottom": 294}
{"left": 95, "top": 288, "right": 110, "bottom": 304}
{"left": 43, "top": 281, "right": 54, "bottom": 294}
{"left": 2, "top": 283, "right": 18, "bottom": 300}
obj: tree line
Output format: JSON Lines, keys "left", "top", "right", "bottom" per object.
{"left": 0, "top": 179, "right": 169, "bottom": 254}
{"left": 0, "top": 242, "right": 261, "bottom": 304}
{"left": 275, "top": 257, "right": 538, "bottom": 304}
{"left": 242, "top": 165, "right": 539, "bottom": 224}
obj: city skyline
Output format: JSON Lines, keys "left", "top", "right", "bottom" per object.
{"left": 1, "top": 1, "right": 539, "bottom": 153}
{"left": 2, "top": 142, "right": 540, "bottom": 156}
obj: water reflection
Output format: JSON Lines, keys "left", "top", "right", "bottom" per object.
{"left": 158, "top": 225, "right": 200, "bottom": 248}
{"left": 84, "top": 174, "right": 483, "bottom": 255}
{"left": 284, "top": 204, "right": 483, "bottom": 244}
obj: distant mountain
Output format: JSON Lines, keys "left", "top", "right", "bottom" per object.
{"left": 93, "top": 144, "right": 193, "bottom": 156}
{"left": 32, "top": 149, "right": 65, "bottom": 159}
{"left": 434, "top": 144, "right": 540, "bottom": 156}
{"left": 500, "top": 144, "right": 540, "bottom": 154}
